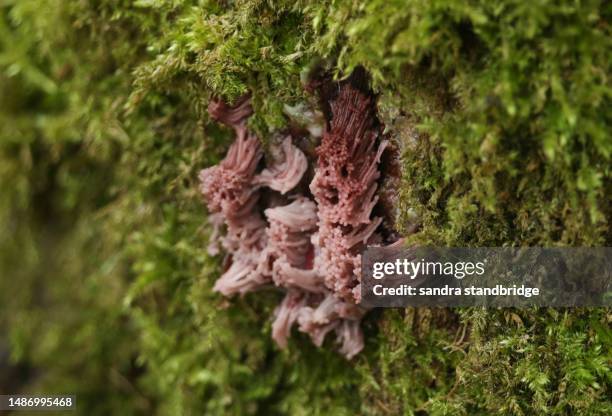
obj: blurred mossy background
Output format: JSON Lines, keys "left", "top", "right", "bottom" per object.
{"left": 0, "top": 0, "right": 610, "bottom": 414}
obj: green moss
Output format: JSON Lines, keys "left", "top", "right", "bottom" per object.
{"left": 1, "top": 0, "right": 610, "bottom": 414}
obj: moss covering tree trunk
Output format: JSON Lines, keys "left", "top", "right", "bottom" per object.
{"left": 0, "top": 1, "right": 610, "bottom": 414}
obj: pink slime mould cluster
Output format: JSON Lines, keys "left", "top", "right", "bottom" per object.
{"left": 199, "top": 83, "right": 387, "bottom": 359}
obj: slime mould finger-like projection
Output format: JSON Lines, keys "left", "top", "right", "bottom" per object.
{"left": 199, "top": 71, "right": 399, "bottom": 358}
